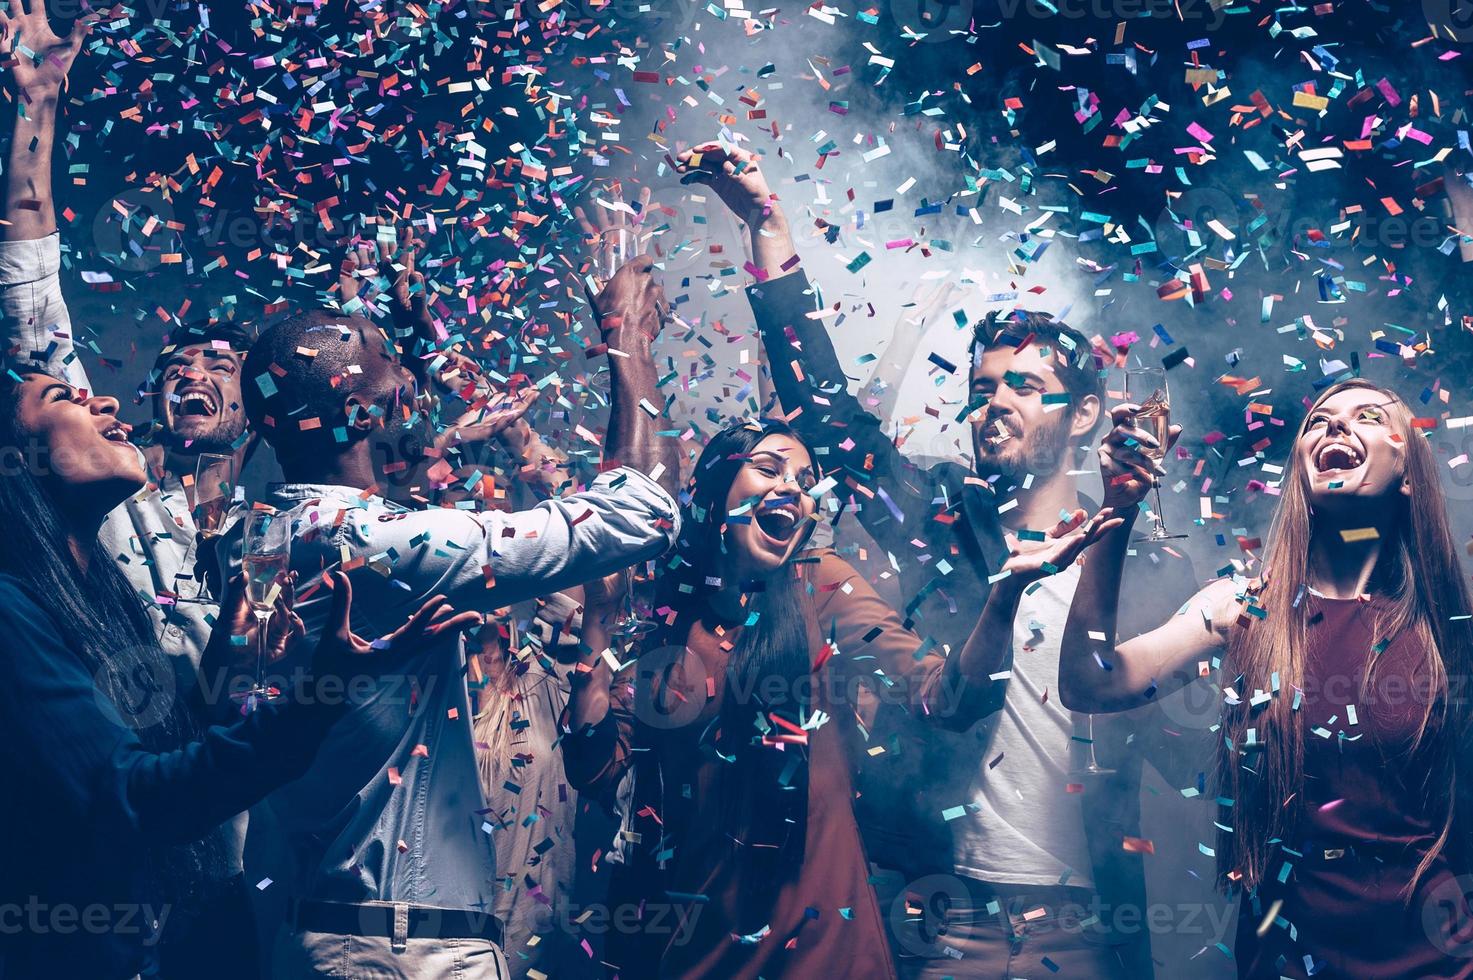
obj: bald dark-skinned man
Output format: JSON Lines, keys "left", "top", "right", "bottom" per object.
{"left": 224, "top": 292, "right": 680, "bottom": 979}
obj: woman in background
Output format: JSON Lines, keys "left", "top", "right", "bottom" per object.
{"left": 472, "top": 595, "right": 584, "bottom": 979}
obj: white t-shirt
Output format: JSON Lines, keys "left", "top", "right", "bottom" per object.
{"left": 949, "top": 562, "right": 1096, "bottom": 889}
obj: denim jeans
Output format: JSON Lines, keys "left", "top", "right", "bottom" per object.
{"left": 873, "top": 867, "right": 1137, "bottom": 980}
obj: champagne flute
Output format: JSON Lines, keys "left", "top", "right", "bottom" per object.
{"left": 174, "top": 453, "right": 236, "bottom": 604}
{"left": 236, "top": 508, "right": 291, "bottom": 709}
{"left": 1122, "top": 367, "right": 1186, "bottom": 542}
{"left": 192, "top": 453, "right": 235, "bottom": 538}
{"left": 609, "top": 565, "right": 656, "bottom": 641}
{"left": 1071, "top": 714, "right": 1115, "bottom": 777}
{"left": 599, "top": 225, "right": 634, "bottom": 283}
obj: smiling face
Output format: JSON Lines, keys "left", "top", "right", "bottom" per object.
{"left": 969, "top": 343, "right": 1099, "bottom": 484}
{"left": 1296, "top": 385, "right": 1411, "bottom": 509}
{"left": 157, "top": 344, "right": 247, "bottom": 455}
{"left": 722, "top": 433, "right": 819, "bottom": 579}
{"left": 9, "top": 373, "right": 144, "bottom": 516}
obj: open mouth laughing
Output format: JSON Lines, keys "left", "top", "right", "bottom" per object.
{"left": 753, "top": 497, "right": 803, "bottom": 545}
{"left": 174, "top": 385, "right": 221, "bottom": 419}
{"left": 1314, "top": 440, "right": 1365, "bottom": 474}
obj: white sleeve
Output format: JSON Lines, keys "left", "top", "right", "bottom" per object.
{"left": 0, "top": 233, "right": 88, "bottom": 390}
{"left": 364, "top": 466, "right": 680, "bottom": 612}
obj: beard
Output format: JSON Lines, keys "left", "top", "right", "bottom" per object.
{"left": 371, "top": 408, "right": 434, "bottom": 484}
{"left": 973, "top": 411, "right": 1073, "bottom": 486}
{"left": 163, "top": 411, "right": 248, "bottom": 456}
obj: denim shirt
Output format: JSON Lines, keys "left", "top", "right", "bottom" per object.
{"left": 223, "top": 471, "right": 679, "bottom": 911}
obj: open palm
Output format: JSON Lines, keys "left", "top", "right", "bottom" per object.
{"left": 1001, "top": 509, "right": 1123, "bottom": 585}
{"left": 0, "top": 2, "right": 98, "bottom": 95}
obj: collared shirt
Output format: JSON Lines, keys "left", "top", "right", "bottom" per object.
{"left": 0, "top": 234, "right": 217, "bottom": 667}
{"left": 220, "top": 471, "right": 679, "bottom": 912}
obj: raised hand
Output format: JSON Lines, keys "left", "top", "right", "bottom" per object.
{"left": 1099, "top": 404, "right": 1181, "bottom": 509}
{"left": 907, "top": 278, "right": 962, "bottom": 327}
{"left": 313, "top": 571, "right": 481, "bottom": 678}
{"left": 339, "top": 224, "right": 433, "bottom": 334}
{"left": 435, "top": 384, "right": 542, "bottom": 453}
{"left": 999, "top": 508, "right": 1125, "bottom": 586}
{"left": 588, "top": 255, "right": 667, "bottom": 345}
{"left": 0, "top": 2, "right": 99, "bottom": 97}
{"left": 337, "top": 240, "right": 380, "bottom": 308}
{"left": 673, "top": 140, "right": 775, "bottom": 224}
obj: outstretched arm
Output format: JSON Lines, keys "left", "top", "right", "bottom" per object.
{"left": 0, "top": 7, "right": 93, "bottom": 387}
{"left": 1057, "top": 405, "right": 1233, "bottom": 711}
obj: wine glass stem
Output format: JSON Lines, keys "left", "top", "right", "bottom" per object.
{"left": 253, "top": 609, "right": 272, "bottom": 692}
{"left": 1087, "top": 715, "right": 1100, "bottom": 769}
{"left": 1152, "top": 481, "right": 1168, "bottom": 536}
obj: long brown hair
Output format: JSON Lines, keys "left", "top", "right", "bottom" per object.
{"left": 1216, "top": 379, "right": 1473, "bottom": 895}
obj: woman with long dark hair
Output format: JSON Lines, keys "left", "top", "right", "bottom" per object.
{"left": 1058, "top": 378, "right": 1473, "bottom": 978}
{"left": 0, "top": 368, "right": 476, "bottom": 979}
{"left": 563, "top": 418, "right": 1118, "bottom": 978}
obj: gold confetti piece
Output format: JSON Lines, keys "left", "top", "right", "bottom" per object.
{"left": 1255, "top": 899, "right": 1284, "bottom": 938}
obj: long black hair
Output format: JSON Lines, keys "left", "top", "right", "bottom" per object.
{"left": 656, "top": 418, "right": 821, "bottom": 919}
{"left": 0, "top": 369, "right": 231, "bottom": 901}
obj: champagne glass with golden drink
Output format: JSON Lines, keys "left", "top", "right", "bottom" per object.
{"left": 1123, "top": 367, "right": 1186, "bottom": 542}
{"left": 235, "top": 508, "right": 291, "bottom": 709}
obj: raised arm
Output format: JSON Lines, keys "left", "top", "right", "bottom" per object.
{"left": 1058, "top": 405, "right": 1235, "bottom": 711}
{"left": 589, "top": 256, "right": 681, "bottom": 498}
{"left": 675, "top": 139, "right": 946, "bottom": 556}
{"left": 0, "top": 6, "right": 92, "bottom": 387}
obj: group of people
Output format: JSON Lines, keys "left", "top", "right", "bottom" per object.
{"left": 3, "top": 9, "right": 1472, "bottom": 980}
